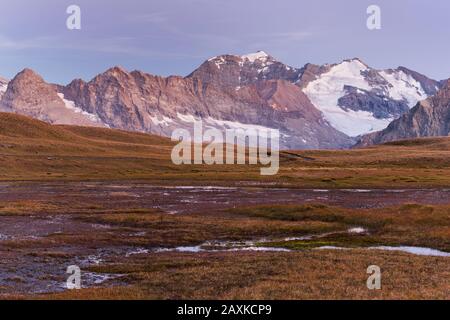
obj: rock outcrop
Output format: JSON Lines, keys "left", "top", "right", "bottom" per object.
{"left": 0, "top": 69, "right": 104, "bottom": 127}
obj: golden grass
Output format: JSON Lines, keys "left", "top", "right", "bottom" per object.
{"left": 74, "top": 210, "right": 340, "bottom": 247}
{"left": 0, "top": 113, "right": 449, "bottom": 300}
{"left": 229, "top": 204, "right": 450, "bottom": 251}
{"left": 39, "top": 250, "right": 450, "bottom": 300}
{"left": 0, "top": 200, "right": 60, "bottom": 216}
{"left": 0, "top": 194, "right": 447, "bottom": 300}
{"left": 1, "top": 112, "right": 450, "bottom": 187}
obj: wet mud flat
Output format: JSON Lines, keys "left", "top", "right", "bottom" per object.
{"left": 0, "top": 181, "right": 449, "bottom": 297}
{"left": 0, "top": 214, "right": 132, "bottom": 295}
{"left": 1, "top": 181, "right": 450, "bottom": 213}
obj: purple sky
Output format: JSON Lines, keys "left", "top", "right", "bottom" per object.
{"left": 0, "top": 0, "right": 448, "bottom": 84}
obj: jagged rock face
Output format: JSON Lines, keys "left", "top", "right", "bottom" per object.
{"left": 63, "top": 66, "right": 353, "bottom": 149}
{"left": 397, "top": 67, "right": 441, "bottom": 96}
{"left": 61, "top": 53, "right": 440, "bottom": 149}
{"left": 187, "top": 51, "right": 303, "bottom": 88}
{"left": 338, "top": 85, "right": 410, "bottom": 119}
{"left": 295, "top": 63, "right": 332, "bottom": 88}
{"left": 0, "top": 69, "right": 61, "bottom": 119}
{"left": 0, "top": 52, "right": 443, "bottom": 150}
{"left": 0, "top": 69, "right": 66, "bottom": 123}
{"left": 0, "top": 69, "right": 104, "bottom": 127}
{"left": 357, "top": 80, "right": 450, "bottom": 147}
{"left": 251, "top": 80, "right": 353, "bottom": 149}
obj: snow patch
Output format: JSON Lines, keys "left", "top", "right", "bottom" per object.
{"left": 176, "top": 114, "right": 281, "bottom": 147}
{"left": 205, "top": 117, "right": 278, "bottom": 133}
{"left": 150, "top": 115, "right": 173, "bottom": 126}
{"left": 241, "top": 51, "right": 270, "bottom": 63}
{"left": 241, "top": 51, "right": 275, "bottom": 75}
{"left": 0, "top": 80, "right": 7, "bottom": 99}
{"left": 177, "top": 113, "right": 199, "bottom": 123}
{"left": 0, "top": 83, "right": 7, "bottom": 94}
{"left": 213, "top": 56, "right": 226, "bottom": 69}
{"left": 379, "top": 70, "right": 426, "bottom": 107}
{"left": 57, "top": 93, "right": 105, "bottom": 125}
{"left": 177, "top": 113, "right": 279, "bottom": 134}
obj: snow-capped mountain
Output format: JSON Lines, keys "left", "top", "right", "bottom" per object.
{"left": 303, "top": 58, "right": 440, "bottom": 137}
{"left": 357, "top": 79, "right": 450, "bottom": 147}
{"left": 0, "top": 52, "right": 442, "bottom": 149}
{"left": 188, "top": 51, "right": 303, "bottom": 87}
{"left": 190, "top": 52, "right": 440, "bottom": 138}
{"left": 60, "top": 64, "right": 352, "bottom": 149}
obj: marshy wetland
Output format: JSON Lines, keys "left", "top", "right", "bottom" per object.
{"left": 0, "top": 181, "right": 448, "bottom": 299}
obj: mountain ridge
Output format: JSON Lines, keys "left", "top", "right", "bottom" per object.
{"left": 0, "top": 51, "right": 443, "bottom": 149}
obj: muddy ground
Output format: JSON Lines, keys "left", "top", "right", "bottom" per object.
{"left": 0, "top": 181, "right": 449, "bottom": 297}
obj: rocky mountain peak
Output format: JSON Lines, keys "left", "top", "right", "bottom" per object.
{"left": 105, "top": 65, "right": 128, "bottom": 75}
{"left": 2, "top": 68, "right": 59, "bottom": 107}
{"left": 96, "top": 66, "right": 132, "bottom": 81}
{"left": 241, "top": 50, "right": 272, "bottom": 62}
{"left": 12, "top": 68, "right": 46, "bottom": 84}
{"left": 342, "top": 57, "right": 369, "bottom": 68}
{"left": 187, "top": 51, "right": 302, "bottom": 87}
{"left": 0, "top": 68, "right": 105, "bottom": 127}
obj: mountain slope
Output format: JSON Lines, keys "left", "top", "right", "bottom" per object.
{"left": 357, "top": 79, "right": 450, "bottom": 146}
{"left": 2, "top": 112, "right": 450, "bottom": 189}
{"left": 62, "top": 63, "right": 353, "bottom": 149}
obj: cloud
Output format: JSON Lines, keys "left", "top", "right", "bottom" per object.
{"left": 265, "top": 31, "right": 313, "bottom": 41}
{"left": 0, "top": 33, "right": 201, "bottom": 59}
{"left": 0, "top": 35, "right": 57, "bottom": 50}
{"left": 126, "top": 12, "right": 168, "bottom": 24}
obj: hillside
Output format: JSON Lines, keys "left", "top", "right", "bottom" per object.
{"left": 1, "top": 112, "right": 450, "bottom": 188}
{"left": 0, "top": 112, "right": 176, "bottom": 180}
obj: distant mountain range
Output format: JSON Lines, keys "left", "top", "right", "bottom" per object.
{"left": 0, "top": 51, "right": 447, "bottom": 149}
